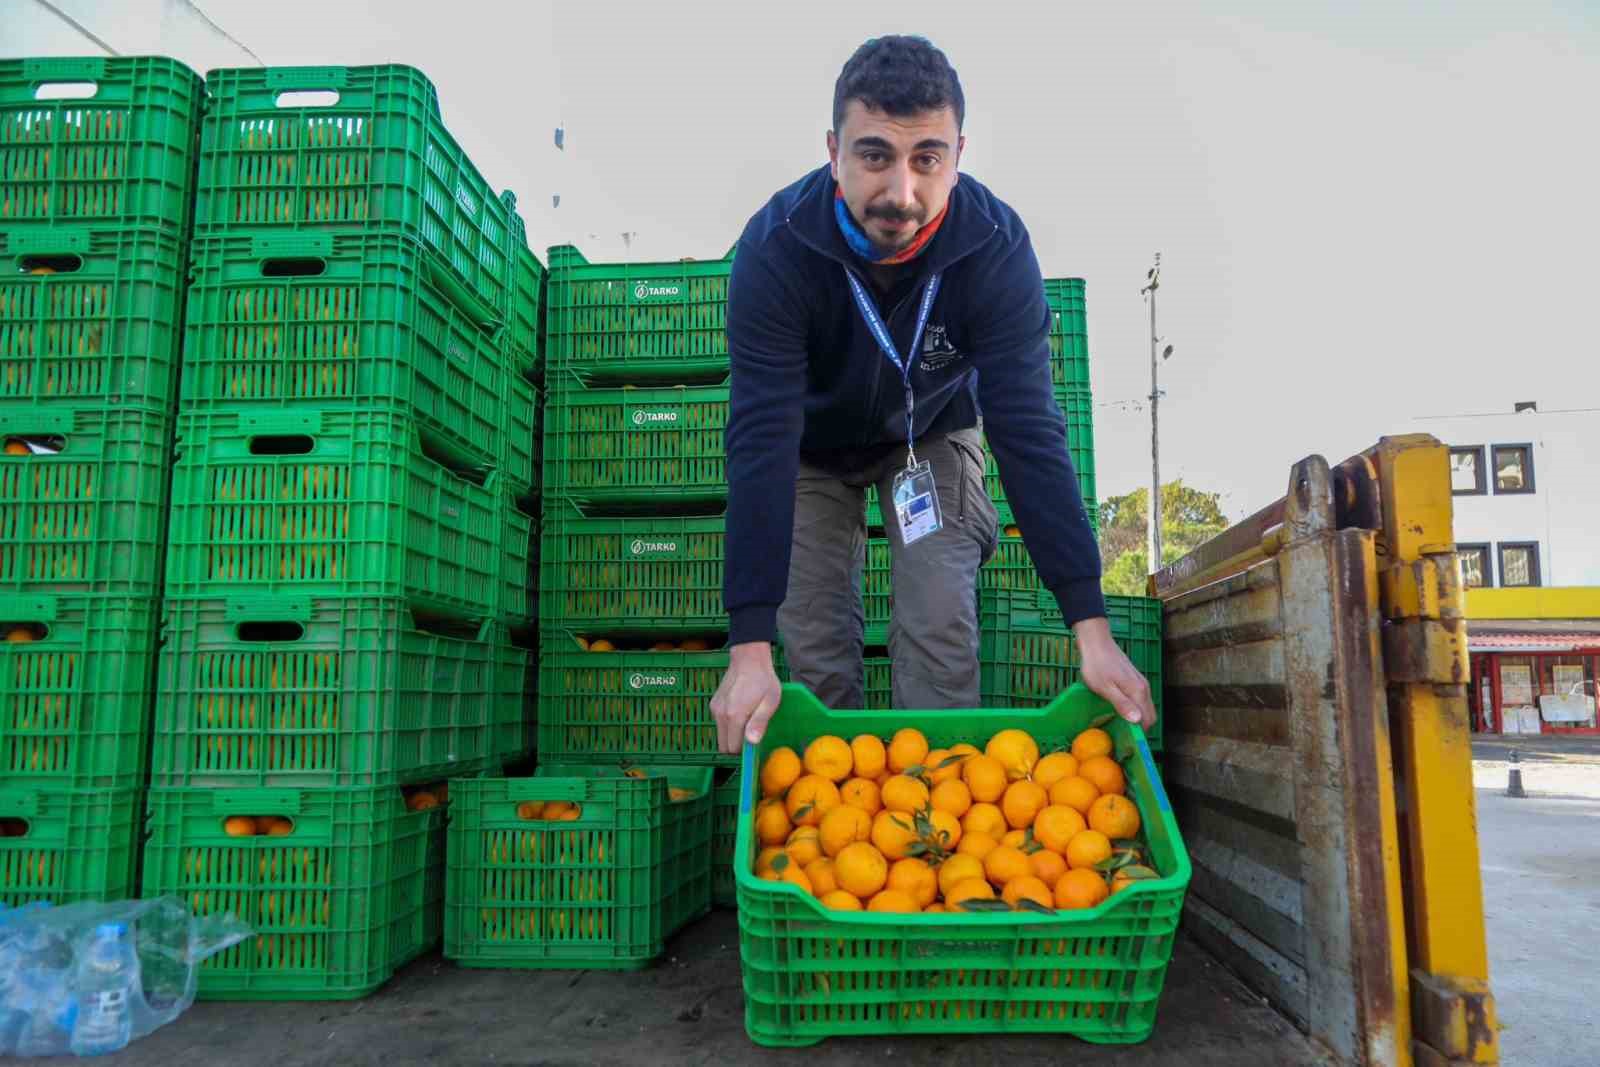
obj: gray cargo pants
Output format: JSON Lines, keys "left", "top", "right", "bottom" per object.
{"left": 777, "top": 427, "right": 999, "bottom": 710}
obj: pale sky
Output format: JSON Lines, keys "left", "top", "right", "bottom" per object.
{"left": 9, "top": 0, "right": 1597, "bottom": 517}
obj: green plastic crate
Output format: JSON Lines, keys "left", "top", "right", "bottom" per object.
{"left": 181, "top": 231, "right": 517, "bottom": 475}
{"left": 0, "top": 227, "right": 186, "bottom": 409}
{"left": 0, "top": 56, "right": 203, "bottom": 231}
{"left": 503, "top": 192, "right": 543, "bottom": 372}
{"left": 510, "top": 246, "right": 544, "bottom": 373}
{"left": 0, "top": 785, "right": 141, "bottom": 906}
{"left": 864, "top": 536, "right": 891, "bottom": 630}
{"left": 979, "top": 518, "right": 1105, "bottom": 599}
{"left": 142, "top": 784, "right": 448, "bottom": 1000}
{"left": 150, "top": 596, "right": 529, "bottom": 788}
{"left": 735, "top": 684, "right": 1187, "bottom": 1047}
{"left": 501, "top": 373, "right": 538, "bottom": 500}
{"left": 536, "top": 631, "right": 735, "bottom": 765}
{"left": 979, "top": 591, "right": 1164, "bottom": 750}
{"left": 711, "top": 769, "right": 739, "bottom": 907}
{"left": 1044, "top": 277, "right": 1090, "bottom": 392}
{"left": 506, "top": 492, "right": 538, "bottom": 624}
{"left": 988, "top": 388, "right": 1097, "bottom": 524}
{"left": 544, "top": 243, "right": 733, "bottom": 381}
{"left": 196, "top": 65, "right": 516, "bottom": 318}
{"left": 0, "top": 406, "right": 172, "bottom": 598}
{"left": 164, "top": 408, "right": 527, "bottom": 621}
{"left": 862, "top": 651, "right": 891, "bottom": 709}
{"left": 542, "top": 379, "right": 728, "bottom": 506}
{"left": 0, "top": 594, "right": 158, "bottom": 789}
{"left": 443, "top": 764, "right": 714, "bottom": 969}
{"left": 539, "top": 504, "right": 725, "bottom": 632}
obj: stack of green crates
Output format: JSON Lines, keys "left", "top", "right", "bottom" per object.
{"left": 445, "top": 243, "right": 736, "bottom": 968}
{"left": 535, "top": 241, "right": 740, "bottom": 773}
{"left": 140, "top": 63, "right": 540, "bottom": 1000}
{"left": 0, "top": 56, "right": 203, "bottom": 906}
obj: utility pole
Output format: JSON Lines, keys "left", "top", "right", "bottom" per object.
{"left": 1141, "top": 253, "right": 1167, "bottom": 574}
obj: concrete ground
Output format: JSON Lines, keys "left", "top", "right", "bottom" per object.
{"left": 1471, "top": 735, "right": 1600, "bottom": 1067}
{"left": 26, "top": 912, "right": 1324, "bottom": 1066}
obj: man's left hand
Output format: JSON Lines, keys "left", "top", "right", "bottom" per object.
{"left": 1073, "top": 616, "right": 1157, "bottom": 730}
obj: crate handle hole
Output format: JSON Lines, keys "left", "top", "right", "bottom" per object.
{"left": 260, "top": 257, "right": 327, "bottom": 278}
{"left": 222, "top": 815, "right": 294, "bottom": 837}
{"left": 236, "top": 622, "right": 304, "bottom": 643}
{"left": 34, "top": 81, "right": 98, "bottom": 101}
{"left": 2, "top": 623, "right": 48, "bottom": 643}
{"left": 275, "top": 90, "right": 340, "bottom": 108}
{"left": 17, "top": 254, "right": 83, "bottom": 274}
{"left": 409, "top": 611, "right": 484, "bottom": 641}
{"left": 247, "top": 434, "right": 314, "bottom": 456}
{"left": 0, "top": 817, "right": 30, "bottom": 838}
{"left": 3, "top": 436, "right": 64, "bottom": 456}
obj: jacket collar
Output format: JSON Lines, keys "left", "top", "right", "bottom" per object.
{"left": 786, "top": 164, "right": 997, "bottom": 275}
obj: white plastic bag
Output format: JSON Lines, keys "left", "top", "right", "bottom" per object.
{"left": 0, "top": 895, "right": 252, "bottom": 1057}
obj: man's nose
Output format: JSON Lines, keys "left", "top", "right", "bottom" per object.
{"left": 885, "top": 164, "right": 917, "bottom": 210}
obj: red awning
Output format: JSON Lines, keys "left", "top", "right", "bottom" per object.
{"left": 1469, "top": 631, "right": 1600, "bottom": 653}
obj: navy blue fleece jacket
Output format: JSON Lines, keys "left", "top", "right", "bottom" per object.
{"left": 723, "top": 164, "right": 1103, "bottom": 644}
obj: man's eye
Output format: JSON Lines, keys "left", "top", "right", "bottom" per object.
{"left": 862, "top": 152, "right": 885, "bottom": 164}
{"left": 917, "top": 154, "right": 941, "bottom": 168}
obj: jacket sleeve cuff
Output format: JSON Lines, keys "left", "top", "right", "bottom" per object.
{"left": 729, "top": 604, "right": 780, "bottom": 647}
{"left": 1051, "top": 578, "right": 1107, "bottom": 629}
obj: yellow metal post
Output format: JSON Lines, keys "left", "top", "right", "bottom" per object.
{"left": 1370, "top": 435, "right": 1498, "bottom": 1064}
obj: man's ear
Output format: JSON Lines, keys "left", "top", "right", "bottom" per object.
{"left": 956, "top": 134, "right": 966, "bottom": 168}
{"left": 826, "top": 130, "right": 840, "bottom": 179}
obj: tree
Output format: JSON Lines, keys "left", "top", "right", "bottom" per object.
{"left": 1099, "top": 481, "right": 1229, "bottom": 596}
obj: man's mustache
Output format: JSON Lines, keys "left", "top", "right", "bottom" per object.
{"left": 865, "top": 205, "right": 925, "bottom": 225}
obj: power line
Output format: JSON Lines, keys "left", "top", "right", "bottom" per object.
{"left": 32, "top": 0, "right": 120, "bottom": 55}
{"left": 180, "top": 0, "right": 266, "bottom": 66}
{"left": 1415, "top": 407, "right": 1600, "bottom": 420}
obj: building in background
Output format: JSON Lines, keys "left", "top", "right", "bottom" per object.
{"left": 1465, "top": 588, "right": 1600, "bottom": 736}
{"left": 1413, "top": 404, "right": 1599, "bottom": 735}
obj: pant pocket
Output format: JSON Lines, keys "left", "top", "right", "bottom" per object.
{"left": 951, "top": 433, "right": 999, "bottom": 563}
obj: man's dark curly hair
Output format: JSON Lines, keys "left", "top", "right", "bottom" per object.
{"left": 832, "top": 36, "right": 965, "bottom": 134}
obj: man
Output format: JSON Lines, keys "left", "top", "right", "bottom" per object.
{"left": 711, "top": 35, "right": 1155, "bottom": 752}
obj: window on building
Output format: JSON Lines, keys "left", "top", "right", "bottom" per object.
{"left": 1450, "top": 446, "right": 1486, "bottom": 495}
{"left": 1540, "top": 656, "right": 1594, "bottom": 698}
{"left": 1538, "top": 656, "right": 1596, "bottom": 729}
{"left": 1492, "top": 444, "right": 1535, "bottom": 494}
{"left": 1499, "top": 656, "right": 1536, "bottom": 705}
{"left": 1457, "top": 543, "right": 1491, "bottom": 588}
{"left": 1498, "top": 542, "right": 1541, "bottom": 587}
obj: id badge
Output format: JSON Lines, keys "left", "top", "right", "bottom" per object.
{"left": 893, "top": 460, "right": 943, "bottom": 547}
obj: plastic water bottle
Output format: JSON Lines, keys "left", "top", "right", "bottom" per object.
{"left": 69, "top": 922, "right": 139, "bottom": 1056}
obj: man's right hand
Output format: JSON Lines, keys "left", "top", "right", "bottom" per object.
{"left": 711, "top": 641, "right": 782, "bottom": 754}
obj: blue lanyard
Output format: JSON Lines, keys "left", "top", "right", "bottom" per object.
{"left": 843, "top": 268, "right": 943, "bottom": 467}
